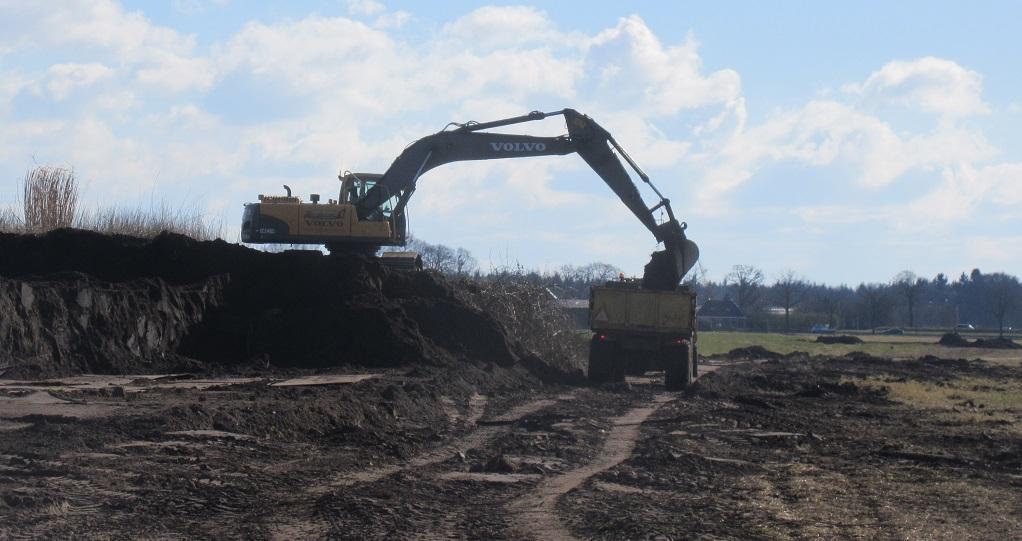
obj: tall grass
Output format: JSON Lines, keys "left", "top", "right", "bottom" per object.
{"left": 0, "top": 205, "right": 22, "bottom": 232}
{"left": 23, "top": 166, "right": 78, "bottom": 232}
{"left": 75, "top": 203, "right": 223, "bottom": 241}
{"left": 2, "top": 165, "right": 222, "bottom": 240}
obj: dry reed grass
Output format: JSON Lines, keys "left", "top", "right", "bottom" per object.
{"left": 75, "top": 203, "right": 222, "bottom": 241}
{"left": 3, "top": 165, "right": 222, "bottom": 240}
{"left": 23, "top": 166, "right": 78, "bottom": 232}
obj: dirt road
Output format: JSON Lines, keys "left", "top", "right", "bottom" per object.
{"left": 2, "top": 356, "right": 1020, "bottom": 539}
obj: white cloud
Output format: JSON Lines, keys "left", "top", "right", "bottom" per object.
{"left": 45, "top": 62, "right": 114, "bottom": 100}
{"left": 0, "top": 71, "right": 27, "bottom": 114}
{"left": 442, "top": 6, "right": 572, "bottom": 50}
{"left": 172, "top": 0, "right": 229, "bottom": 15}
{"left": 585, "top": 17, "right": 741, "bottom": 116}
{"left": 846, "top": 56, "right": 989, "bottom": 117}
{"left": 4, "top": 1, "right": 211, "bottom": 93}
{"left": 346, "top": 0, "right": 386, "bottom": 17}
{"left": 694, "top": 57, "right": 1002, "bottom": 216}
{"left": 373, "top": 10, "right": 410, "bottom": 30}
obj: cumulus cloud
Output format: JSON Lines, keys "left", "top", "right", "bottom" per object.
{"left": 442, "top": 6, "right": 573, "bottom": 50}
{"left": 694, "top": 56, "right": 1004, "bottom": 221}
{"left": 45, "top": 63, "right": 114, "bottom": 100}
{"left": 846, "top": 56, "right": 989, "bottom": 117}
{"left": 585, "top": 17, "right": 741, "bottom": 116}
{"left": 4, "top": 1, "right": 212, "bottom": 93}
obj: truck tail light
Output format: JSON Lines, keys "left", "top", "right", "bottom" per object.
{"left": 598, "top": 334, "right": 607, "bottom": 341}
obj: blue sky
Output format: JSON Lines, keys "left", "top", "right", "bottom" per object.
{"left": 1, "top": 1, "right": 1020, "bottom": 285}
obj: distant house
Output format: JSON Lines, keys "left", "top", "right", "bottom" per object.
{"left": 697, "top": 298, "right": 747, "bottom": 330}
{"left": 556, "top": 299, "right": 590, "bottom": 329}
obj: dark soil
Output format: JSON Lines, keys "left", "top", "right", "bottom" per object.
{"left": 939, "top": 332, "right": 1021, "bottom": 349}
{"left": 939, "top": 332, "right": 973, "bottom": 347}
{"left": 815, "top": 334, "right": 863, "bottom": 344}
{"left": 0, "top": 229, "right": 578, "bottom": 380}
{"left": 3, "top": 355, "right": 1019, "bottom": 539}
{"left": 972, "top": 337, "right": 1022, "bottom": 349}
{"left": 725, "top": 345, "right": 781, "bottom": 360}
{"left": 560, "top": 356, "right": 1022, "bottom": 540}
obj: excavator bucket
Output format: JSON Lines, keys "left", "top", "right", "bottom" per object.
{"left": 642, "top": 235, "right": 699, "bottom": 291}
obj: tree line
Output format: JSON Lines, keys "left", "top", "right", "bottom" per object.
{"left": 688, "top": 264, "right": 1021, "bottom": 335}
{"left": 404, "top": 238, "right": 1021, "bottom": 335}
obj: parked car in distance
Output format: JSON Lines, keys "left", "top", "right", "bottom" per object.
{"left": 955, "top": 324, "right": 975, "bottom": 331}
{"left": 876, "top": 327, "right": 905, "bottom": 335}
{"left": 810, "top": 324, "right": 835, "bottom": 334}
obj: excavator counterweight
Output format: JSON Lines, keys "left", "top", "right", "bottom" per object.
{"left": 241, "top": 109, "right": 698, "bottom": 290}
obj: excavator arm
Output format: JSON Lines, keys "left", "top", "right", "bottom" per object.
{"left": 356, "top": 109, "right": 698, "bottom": 290}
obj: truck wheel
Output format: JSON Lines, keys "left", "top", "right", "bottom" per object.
{"left": 588, "top": 338, "right": 612, "bottom": 384}
{"left": 665, "top": 344, "right": 693, "bottom": 391}
{"left": 692, "top": 344, "right": 699, "bottom": 379}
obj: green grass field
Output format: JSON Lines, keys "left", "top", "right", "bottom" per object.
{"left": 698, "top": 331, "right": 1022, "bottom": 366}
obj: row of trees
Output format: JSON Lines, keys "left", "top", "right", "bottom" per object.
{"left": 688, "top": 265, "right": 1021, "bottom": 335}
{"left": 402, "top": 239, "right": 1021, "bottom": 336}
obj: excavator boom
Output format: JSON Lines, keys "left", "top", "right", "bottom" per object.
{"left": 355, "top": 109, "right": 697, "bottom": 289}
{"left": 242, "top": 109, "right": 698, "bottom": 290}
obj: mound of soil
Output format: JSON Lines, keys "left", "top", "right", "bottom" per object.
{"left": 938, "top": 332, "right": 971, "bottom": 347}
{"left": 815, "top": 335, "right": 863, "bottom": 345}
{"left": 0, "top": 229, "right": 569, "bottom": 379}
{"left": 937, "top": 333, "right": 1019, "bottom": 349}
{"left": 726, "top": 345, "right": 781, "bottom": 360}
{"left": 972, "top": 337, "right": 1022, "bottom": 349}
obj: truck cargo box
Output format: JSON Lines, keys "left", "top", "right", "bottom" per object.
{"left": 589, "top": 285, "right": 695, "bottom": 334}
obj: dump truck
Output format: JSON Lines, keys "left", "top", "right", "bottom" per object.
{"left": 588, "top": 280, "right": 698, "bottom": 390}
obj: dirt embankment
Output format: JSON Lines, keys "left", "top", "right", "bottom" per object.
{"left": 0, "top": 229, "right": 578, "bottom": 379}
{"left": 939, "top": 332, "right": 1021, "bottom": 349}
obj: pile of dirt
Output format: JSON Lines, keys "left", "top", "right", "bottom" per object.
{"left": 726, "top": 345, "right": 781, "bottom": 360}
{"left": 815, "top": 335, "right": 863, "bottom": 344}
{"left": 938, "top": 332, "right": 1020, "bottom": 349}
{"left": 0, "top": 229, "right": 576, "bottom": 379}
{"left": 938, "top": 332, "right": 972, "bottom": 347}
{"left": 972, "top": 337, "right": 1022, "bottom": 349}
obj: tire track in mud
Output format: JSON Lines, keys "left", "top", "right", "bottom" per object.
{"left": 314, "top": 392, "right": 569, "bottom": 491}
{"left": 506, "top": 393, "right": 677, "bottom": 541}
{"left": 266, "top": 392, "right": 575, "bottom": 539}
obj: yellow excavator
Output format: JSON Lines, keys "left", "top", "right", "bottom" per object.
{"left": 241, "top": 108, "right": 698, "bottom": 290}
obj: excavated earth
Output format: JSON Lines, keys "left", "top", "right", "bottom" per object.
{"left": 1, "top": 230, "right": 1021, "bottom": 539}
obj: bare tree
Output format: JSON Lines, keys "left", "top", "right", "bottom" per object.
{"left": 583, "top": 262, "right": 621, "bottom": 283}
{"left": 725, "top": 264, "right": 764, "bottom": 314}
{"left": 453, "top": 247, "right": 477, "bottom": 276}
{"left": 774, "top": 270, "right": 806, "bottom": 332}
{"left": 893, "top": 270, "right": 925, "bottom": 328}
{"left": 684, "top": 262, "right": 708, "bottom": 298}
{"left": 984, "top": 273, "right": 1021, "bottom": 337}
{"left": 857, "top": 283, "right": 891, "bottom": 333}
{"left": 420, "top": 243, "right": 455, "bottom": 273}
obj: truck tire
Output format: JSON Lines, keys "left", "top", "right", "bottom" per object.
{"left": 588, "top": 338, "right": 612, "bottom": 384}
{"left": 692, "top": 344, "right": 699, "bottom": 379}
{"left": 665, "top": 344, "right": 693, "bottom": 391}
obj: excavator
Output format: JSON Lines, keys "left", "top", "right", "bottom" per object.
{"left": 241, "top": 108, "right": 698, "bottom": 290}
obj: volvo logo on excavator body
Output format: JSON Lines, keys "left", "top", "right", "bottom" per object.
{"left": 489, "top": 142, "right": 547, "bottom": 152}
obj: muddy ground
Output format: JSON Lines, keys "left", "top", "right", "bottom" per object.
{"left": 2, "top": 353, "right": 1020, "bottom": 540}
{"left": 2, "top": 230, "right": 1020, "bottom": 539}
